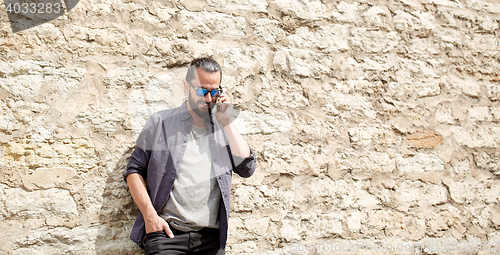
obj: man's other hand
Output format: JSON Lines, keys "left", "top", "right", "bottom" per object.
{"left": 145, "top": 215, "right": 174, "bottom": 238}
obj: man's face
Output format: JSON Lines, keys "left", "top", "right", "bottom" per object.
{"left": 186, "top": 67, "right": 221, "bottom": 119}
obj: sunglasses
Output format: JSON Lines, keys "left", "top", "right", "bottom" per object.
{"left": 187, "top": 81, "right": 223, "bottom": 98}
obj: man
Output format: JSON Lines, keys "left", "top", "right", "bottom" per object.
{"left": 124, "top": 57, "right": 256, "bottom": 254}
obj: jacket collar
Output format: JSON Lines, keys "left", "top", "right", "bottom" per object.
{"left": 180, "top": 101, "right": 191, "bottom": 121}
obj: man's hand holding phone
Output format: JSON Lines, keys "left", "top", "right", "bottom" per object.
{"left": 214, "top": 93, "right": 233, "bottom": 126}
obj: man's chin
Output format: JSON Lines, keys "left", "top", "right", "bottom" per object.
{"left": 192, "top": 107, "right": 209, "bottom": 118}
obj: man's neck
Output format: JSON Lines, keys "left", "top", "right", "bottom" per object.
{"left": 191, "top": 117, "right": 207, "bottom": 128}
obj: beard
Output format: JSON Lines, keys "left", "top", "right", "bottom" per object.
{"left": 187, "top": 95, "right": 215, "bottom": 119}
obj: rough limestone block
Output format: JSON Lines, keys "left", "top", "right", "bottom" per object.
{"left": 22, "top": 167, "right": 77, "bottom": 191}
{"left": 350, "top": 28, "right": 400, "bottom": 53}
{"left": 397, "top": 153, "right": 445, "bottom": 173}
{"left": 366, "top": 210, "right": 409, "bottom": 237}
{"left": 3, "top": 142, "right": 25, "bottom": 157}
{"left": 253, "top": 19, "right": 286, "bottom": 44}
{"left": 233, "top": 185, "right": 265, "bottom": 212}
{"left": 392, "top": 10, "right": 436, "bottom": 33}
{"left": 70, "top": 26, "right": 133, "bottom": 55}
{"left": 244, "top": 217, "right": 270, "bottom": 237}
{"left": 1, "top": 186, "right": 78, "bottom": 219}
{"left": 346, "top": 125, "right": 399, "bottom": 146}
{"left": 407, "top": 38, "right": 439, "bottom": 56}
{"left": 468, "top": 34, "right": 500, "bottom": 57}
{"left": 479, "top": 183, "right": 500, "bottom": 204}
{"left": 362, "top": 6, "right": 391, "bottom": 28}
{"left": 355, "top": 188, "right": 381, "bottom": 209}
{"left": 347, "top": 211, "right": 363, "bottom": 231}
{"left": 451, "top": 158, "right": 471, "bottom": 178}
{"left": 388, "top": 81, "right": 441, "bottom": 100}
{"left": 12, "top": 226, "right": 112, "bottom": 255}
{"left": 465, "top": 0, "right": 500, "bottom": 13}
{"left": 227, "top": 241, "right": 259, "bottom": 254}
{"left": 207, "top": 0, "right": 268, "bottom": 13}
{"left": 474, "top": 150, "right": 500, "bottom": 175}
{"left": 307, "top": 178, "right": 345, "bottom": 198}
{"left": 486, "top": 83, "right": 500, "bottom": 101}
{"left": 361, "top": 56, "right": 394, "bottom": 72}
{"left": 335, "top": 149, "right": 396, "bottom": 173}
{"left": 280, "top": 213, "right": 344, "bottom": 241}
{"left": 423, "top": 0, "right": 463, "bottom": 8}
{"left": 288, "top": 25, "right": 350, "bottom": 53}
{"left": 51, "top": 143, "right": 75, "bottom": 157}
{"left": 218, "top": 46, "right": 268, "bottom": 77}
{"left": 105, "top": 67, "right": 155, "bottom": 88}
{"left": 451, "top": 126, "right": 500, "bottom": 148}
{"left": 461, "top": 79, "right": 482, "bottom": 98}
{"left": 234, "top": 111, "right": 291, "bottom": 135}
{"left": 394, "top": 181, "right": 448, "bottom": 211}
{"left": 310, "top": 213, "right": 344, "bottom": 237}
{"left": 307, "top": 179, "right": 380, "bottom": 209}
{"left": 468, "top": 106, "right": 493, "bottom": 122}
{"left": 273, "top": 0, "right": 328, "bottom": 20}
{"left": 491, "top": 105, "right": 500, "bottom": 121}
{"left": 332, "top": 1, "right": 359, "bottom": 23}
{"left": 274, "top": 48, "right": 332, "bottom": 78}
{"left": 490, "top": 204, "right": 500, "bottom": 228}
{"left": 180, "top": 10, "right": 247, "bottom": 38}
{"left": 476, "top": 15, "right": 499, "bottom": 32}
{"left": 446, "top": 179, "right": 479, "bottom": 204}
{"left": 325, "top": 91, "right": 376, "bottom": 119}
{"left": 0, "top": 113, "right": 16, "bottom": 132}
{"left": 262, "top": 141, "right": 328, "bottom": 175}
{"left": 406, "top": 130, "right": 443, "bottom": 148}
{"left": 279, "top": 219, "right": 302, "bottom": 240}
{"left": 434, "top": 27, "right": 467, "bottom": 49}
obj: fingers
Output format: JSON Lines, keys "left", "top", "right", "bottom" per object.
{"left": 218, "top": 94, "right": 229, "bottom": 104}
{"left": 145, "top": 215, "right": 175, "bottom": 238}
{"left": 216, "top": 102, "right": 230, "bottom": 114}
{"left": 145, "top": 216, "right": 162, "bottom": 234}
{"left": 222, "top": 102, "right": 230, "bottom": 112}
{"left": 163, "top": 221, "right": 174, "bottom": 238}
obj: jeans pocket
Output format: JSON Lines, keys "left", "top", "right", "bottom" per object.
{"left": 144, "top": 231, "right": 166, "bottom": 255}
{"left": 144, "top": 231, "right": 165, "bottom": 240}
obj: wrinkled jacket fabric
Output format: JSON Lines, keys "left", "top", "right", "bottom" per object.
{"left": 124, "top": 101, "right": 256, "bottom": 249}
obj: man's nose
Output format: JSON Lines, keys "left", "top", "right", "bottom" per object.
{"left": 204, "top": 93, "right": 212, "bottom": 103}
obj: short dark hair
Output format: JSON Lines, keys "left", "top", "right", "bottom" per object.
{"left": 185, "top": 57, "right": 222, "bottom": 84}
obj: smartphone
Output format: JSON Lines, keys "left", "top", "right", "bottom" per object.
{"left": 216, "top": 95, "right": 222, "bottom": 112}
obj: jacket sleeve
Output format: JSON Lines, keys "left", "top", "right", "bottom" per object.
{"left": 232, "top": 147, "right": 256, "bottom": 178}
{"left": 123, "top": 114, "right": 160, "bottom": 181}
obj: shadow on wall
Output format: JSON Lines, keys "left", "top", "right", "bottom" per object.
{"left": 3, "top": 0, "right": 79, "bottom": 32}
{"left": 95, "top": 145, "right": 142, "bottom": 255}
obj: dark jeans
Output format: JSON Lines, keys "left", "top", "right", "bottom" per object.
{"left": 143, "top": 227, "right": 223, "bottom": 255}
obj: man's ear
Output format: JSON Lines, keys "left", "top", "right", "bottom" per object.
{"left": 184, "top": 81, "right": 189, "bottom": 95}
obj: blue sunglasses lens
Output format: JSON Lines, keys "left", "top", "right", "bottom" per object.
{"left": 196, "top": 88, "right": 221, "bottom": 97}
{"left": 211, "top": 90, "right": 221, "bottom": 97}
{"left": 196, "top": 89, "right": 208, "bottom": 96}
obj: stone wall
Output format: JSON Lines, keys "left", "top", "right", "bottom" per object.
{"left": 0, "top": 0, "right": 499, "bottom": 254}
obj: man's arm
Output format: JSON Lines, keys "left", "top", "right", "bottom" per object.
{"left": 215, "top": 95, "right": 256, "bottom": 177}
{"left": 126, "top": 173, "right": 174, "bottom": 238}
{"left": 216, "top": 95, "right": 250, "bottom": 157}
{"left": 223, "top": 122, "right": 250, "bottom": 157}
{"left": 124, "top": 113, "right": 173, "bottom": 237}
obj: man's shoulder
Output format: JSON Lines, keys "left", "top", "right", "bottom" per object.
{"left": 149, "top": 104, "right": 184, "bottom": 122}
